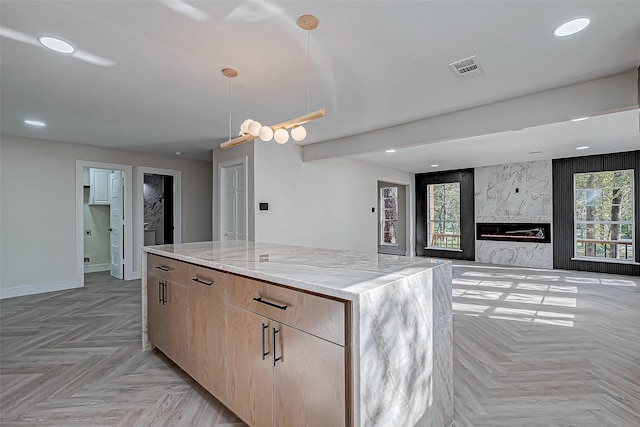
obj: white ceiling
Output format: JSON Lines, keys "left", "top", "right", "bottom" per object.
{"left": 1, "top": 1, "right": 639, "bottom": 168}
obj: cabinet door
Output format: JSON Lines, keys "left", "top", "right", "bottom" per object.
{"left": 147, "top": 277, "right": 169, "bottom": 353}
{"left": 191, "top": 270, "right": 226, "bottom": 402}
{"left": 227, "top": 305, "right": 273, "bottom": 427}
{"left": 89, "top": 168, "right": 111, "bottom": 205}
{"left": 164, "top": 280, "right": 192, "bottom": 371}
{"left": 274, "top": 324, "right": 346, "bottom": 427}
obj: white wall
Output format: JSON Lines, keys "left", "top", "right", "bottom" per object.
{"left": 0, "top": 134, "right": 212, "bottom": 296}
{"left": 474, "top": 159, "right": 553, "bottom": 268}
{"left": 254, "top": 140, "right": 415, "bottom": 254}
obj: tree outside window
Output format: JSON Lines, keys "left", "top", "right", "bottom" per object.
{"left": 427, "top": 183, "right": 460, "bottom": 249}
{"left": 380, "top": 187, "right": 398, "bottom": 245}
{"left": 574, "top": 170, "right": 635, "bottom": 262}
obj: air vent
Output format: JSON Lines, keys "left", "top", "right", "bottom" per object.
{"left": 449, "top": 55, "right": 485, "bottom": 80}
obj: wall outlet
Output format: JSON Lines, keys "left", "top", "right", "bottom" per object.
{"left": 84, "top": 230, "right": 91, "bottom": 236}
{"left": 84, "top": 257, "right": 90, "bottom": 263}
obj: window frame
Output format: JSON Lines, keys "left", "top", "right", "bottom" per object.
{"left": 426, "top": 182, "right": 461, "bottom": 251}
{"left": 379, "top": 186, "right": 399, "bottom": 247}
{"left": 572, "top": 169, "right": 635, "bottom": 264}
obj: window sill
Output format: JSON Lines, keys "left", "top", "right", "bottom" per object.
{"left": 571, "top": 257, "right": 640, "bottom": 266}
{"left": 425, "top": 247, "right": 463, "bottom": 253}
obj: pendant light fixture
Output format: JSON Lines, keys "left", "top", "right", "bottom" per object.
{"left": 220, "top": 14, "right": 326, "bottom": 150}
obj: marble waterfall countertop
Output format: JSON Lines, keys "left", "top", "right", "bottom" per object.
{"left": 143, "top": 240, "right": 449, "bottom": 300}
{"left": 142, "top": 241, "right": 453, "bottom": 427}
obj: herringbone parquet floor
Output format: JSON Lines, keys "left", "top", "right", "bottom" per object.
{"left": 1, "top": 264, "right": 639, "bottom": 426}
{"left": 0, "top": 272, "right": 244, "bottom": 427}
{"left": 452, "top": 262, "right": 640, "bottom": 427}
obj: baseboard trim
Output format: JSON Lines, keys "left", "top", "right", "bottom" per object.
{"left": 84, "top": 263, "right": 110, "bottom": 273}
{"left": 0, "top": 279, "right": 80, "bottom": 299}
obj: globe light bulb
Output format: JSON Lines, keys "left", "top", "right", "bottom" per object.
{"left": 248, "top": 121, "right": 261, "bottom": 136}
{"left": 259, "top": 125, "right": 274, "bottom": 141}
{"left": 290, "top": 125, "right": 307, "bottom": 142}
{"left": 240, "top": 119, "right": 253, "bottom": 134}
{"left": 274, "top": 128, "right": 289, "bottom": 144}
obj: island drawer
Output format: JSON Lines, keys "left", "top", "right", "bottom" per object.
{"left": 227, "top": 274, "right": 345, "bottom": 346}
{"left": 147, "top": 254, "right": 187, "bottom": 284}
{"left": 187, "top": 264, "right": 226, "bottom": 289}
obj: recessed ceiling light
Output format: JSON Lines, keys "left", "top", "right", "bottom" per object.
{"left": 174, "top": 151, "right": 183, "bottom": 156}
{"left": 385, "top": 149, "right": 396, "bottom": 153}
{"left": 529, "top": 151, "right": 542, "bottom": 155}
{"left": 571, "top": 116, "right": 590, "bottom": 122}
{"left": 38, "top": 36, "right": 75, "bottom": 54}
{"left": 24, "top": 119, "right": 46, "bottom": 127}
{"left": 431, "top": 164, "right": 439, "bottom": 167}
{"left": 576, "top": 146, "right": 590, "bottom": 150}
{"left": 554, "top": 17, "right": 590, "bottom": 37}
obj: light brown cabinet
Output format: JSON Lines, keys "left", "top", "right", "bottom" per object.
{"left": 146, "top": 254, "right": 226, "bottom": 400}
{"left": 226, "top": 274, "right": 347, "bottom": 427}
{"left": 226, "top": 304, "right": 274, "bottom": 427}
{"left": 145, "top": 254, "right": 349, "bottom": 427}
{"left": 147, "top": 275, "right": 170, "bottom": 353}
{"left": 189, "top": 264, "right": 227, "bottom": 401}
{"left": 273, "top": 322, "right": 346, "bottom": 427}
{"left": 146, "top": 268, "right": 191, "bottom": 371}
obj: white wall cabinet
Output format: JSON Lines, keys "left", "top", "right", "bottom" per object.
{"left": 89, "top": 168, "right": 111, "bottom": 205}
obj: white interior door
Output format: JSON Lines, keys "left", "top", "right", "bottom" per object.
{"left": 109, "top": 170, "right": 124, "bottom": 279}
{"left": 220, "top": 162, "right": 246, "bottom": 241}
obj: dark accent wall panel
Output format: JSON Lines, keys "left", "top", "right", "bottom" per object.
{"left": 415, "top": 168, "right": 475, "bottom": 260}
{"left": 552, "top": 150, "right": 640, "bottom": 276}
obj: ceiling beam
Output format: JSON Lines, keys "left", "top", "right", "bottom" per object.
{"left": 302, "top": 69, "right": 639, "bottom": 162}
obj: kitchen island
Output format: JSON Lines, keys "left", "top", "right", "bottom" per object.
{"left": 142, "top": 241, "right": 452, "bottom": 427}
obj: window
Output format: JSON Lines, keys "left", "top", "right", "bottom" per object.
{"left": 427, "top": 182, "right": 460, "bottom": 249}
{"left": 380, "top": 187, "right": 398, "bottom": 245}
{"left": 574, "top": 170, "right": 635, "bottom": 262}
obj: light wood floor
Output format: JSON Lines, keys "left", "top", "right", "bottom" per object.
{"left": 451, "top": 262, "right": 640, "bottom": 426}
{"left": 1, "top": 265, "right": 639, "bottom": 426}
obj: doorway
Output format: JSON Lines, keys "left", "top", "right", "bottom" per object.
{"left": 218, "top": 157, "right": 247, "bottom": 241}
{"left": 76, "top": 161, "right": 133, "bottom": 287}
{"left": 378, "top": 181, "right": 408, "bottom": 256}
{"left": 80, "top": 167, "right": 125, "bottom": 279}
{"left": 143, "top": 174, "right": 173, "bottom": 246}
{"left": 137, "top": 167, "right": 182, "bottom": 249}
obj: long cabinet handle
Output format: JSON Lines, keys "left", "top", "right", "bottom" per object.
{"left": 273, "top": 327, "right": 281, "bottom": 367}
{"left": 253, "top": 297, "right": 288, "bottom": 311}
{"left": 158, "top": 281, "right": 162, "bottom": 304}
{"left": 261, "top": 323, "right": 270, "bottom": 360}
{"left": 155, "top": 265, "right": 170, "bottom": 272}
{"left": 192, "top": 277, "right": 213, "bottom": 286}
{"left": 161, "top": 282, "right": 167, "bottom": 305}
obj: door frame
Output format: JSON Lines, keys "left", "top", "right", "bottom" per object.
{"left": 218, "top": 156, "right": 248, "bottom": 241}
{"left": 377, "top": 180, "right": 410, "bottom": 256}
{"left": 76, "top": 161, "right": 133, "bottom": 286}
{"left": 137, "top": 167, "right": 182, "bottom": 248}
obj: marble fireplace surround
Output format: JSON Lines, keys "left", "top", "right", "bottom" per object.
{"left": 475, "top": 160, "right": 553, "bottom": 269}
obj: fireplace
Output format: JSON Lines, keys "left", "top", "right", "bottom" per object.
{"left": 476, "top": 222, "right": 551, "bottom": 243}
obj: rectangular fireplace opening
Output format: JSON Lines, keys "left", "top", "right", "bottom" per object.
{"left": 476, "top": 222, "right": 551, "bottom": 243}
